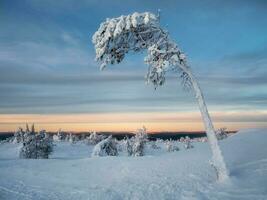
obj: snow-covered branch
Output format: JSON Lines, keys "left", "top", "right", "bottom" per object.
{"left": 92, "top": 12, "right": 188, "bottom": 88}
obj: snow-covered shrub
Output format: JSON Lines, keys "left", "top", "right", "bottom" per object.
{"left": 19, "top": 130, "right": 53, "bottom": 159}
{"left": 53, "top": 134, "right": 59, "bottom": 142}
{"left": 125, "top": 137, "right": 133, "bottom": 156}
{"left": 116, "top": 139, "right": 125, "bottom": 152}
{"left": 92, "top": 136, "right": 118, "bottom": 157}
{"left": 25, "top": 123, "right": 30, "bottom": 133}
{"left": 197, "top": 137, "right": 208, "bottom": 143}
{"left": 0, "top": 136, "right": 13, "bottom": 144}
{"left": 127, "top": 126, "right": 148, "bottom": 157}
{"left": 179, "top": 137, "right": 185, "bottom": 143}
{"left": 80, "top": 134, "right": 87, "bottom": 141}
{"left": 216, "top": 128, "right": 228, "bottom": 140}
{"left": 150, "top": 141, "right": 160, "bottom": 149}
{"left": 65, "top": 133, "right": 69, "bottom": 142}
{"left": 184, "top": 136, "right": 193, "bottom": 149}
{"left": 87, "top": 131, "right": 106, "bottom": 145}
{"left": 13, "top": 124, "right": 36, "bottom": 144}
{"left": 13, "top": 127, "right": 25, "bottom": 143}
{"left": 165, "top": 140, "right": 179, "bottom": 152}
{"left": 68, "top": 133, "right": 77, "bottom": 144}
{"left": 53, "top": 129, "right": 64, "bottom": 142}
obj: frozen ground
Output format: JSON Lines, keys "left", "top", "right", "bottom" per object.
{"left": 0, "top": 129, "right": 266, "bottom": 200}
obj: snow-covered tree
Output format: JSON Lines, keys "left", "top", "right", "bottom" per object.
{"left": 201, "top": 137, "right": 208, "bottom": 143}
{"left": 150, "top": 140, "right": 160, "bottom": 149}
{"left": 53, "top": 129, "right": 64, "bottom": 142}
{"left": 25, "top": 123, "right": 30, "bottom": 133}
{"left": 13, "top": 124, "right": 37, "bottom": 144}
{"left": 53, "top": 134, "right": 59, "bottom": 142}
{"left": 216, "top": 128, "right": 228, "bottom": 140}
{"left": 92, "top": 12, "right": 228, "bottom": 181}
{"left": 126, "top": 126, "right": 148, "bottom": 156}
{"left": 125, "top": 137, "right": 133, "bottom": 156}
{"left": 13, "top": 127, "right": 24, "bottom": 144}
{"left": 69, "top": 133, "right": 74, "bottom": 143}
{"left": 165, "top": 140, "right": 179, "bottom": 152}
{"left": 80, "top": 134, "right": 87, "bottom": 141}
{"left": 116, "top": 139, "right": 125, "bottom": 152}
{"left": 87, "top": 131, "right": 106, "bottom": 145}
{"left": 31, "top": 124, "right": 35, "bottom": 134}
{"left": 19, "top": 129, "right": 53, "bottom": 159}
{"left": 92, "top": 135, "right": 118, "bottom": 157}
{"left": 184, "top": 136, "right": 193, "bottom": 149}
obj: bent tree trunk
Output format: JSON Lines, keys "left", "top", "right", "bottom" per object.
{"left": 182, "top": 65, "right": 229, "bottom": 181}
{"left": 92, "top": 12, "right": 229, "bottom": 181}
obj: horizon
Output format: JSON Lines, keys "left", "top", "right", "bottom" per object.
{"left": 1, "top": 0, "right": 267, "bottom": 132}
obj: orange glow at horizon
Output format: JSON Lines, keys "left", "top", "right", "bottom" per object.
{"left": 0, "top": 111, "right": 266, "bottom": 132}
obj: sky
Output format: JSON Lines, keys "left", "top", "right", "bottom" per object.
{"left": 0, "top": 0, "right": 267, "bottom": 132}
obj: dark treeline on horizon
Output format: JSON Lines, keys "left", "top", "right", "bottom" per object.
{"left": 0, "top": 131, "right": 237, "bottom": 141}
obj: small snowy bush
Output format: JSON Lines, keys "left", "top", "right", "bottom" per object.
{"left": 193, "top": 137, "right": 208, "bottom": 143}
{"left": 150, "top": 141, "right": 160, "bottom": 149}
{"left": 184, "top": 136, "right": 193, "bottom": 149}
{"left": 116, "top": 139, "right": 125, "bottom": 152}
{"left": 127, "top": 127, "right": 148, "bottom": 157}
{"left": 87, "top": 131, "right": 106, "bottom": 145}
{"left": 68, "top": 133, "right": 78, "bottom": 144}
{"left": 19, "top": 130, "right": 53, "bottom": 159}
{"left": 216, "top": 128, "right": 228, "bottom": 140}
{"left": 53, "top": 129, "right": 64, "bottom": 142}
{"left": 125, "top": 137, "right": 133, "bottom": 156}
{"left": 92, "top": 136, "right": 118, "bottom": 157}
{"left": 80, "top": 134, "right": 87, "bottom": 141}
{"left": 13, "top": 127, "right": 25, "bottom": 143}
{"left": 179, "top": 137, "right": 185, "bottom": 143}
{"left": 165, "top": 140, "right": 179, "bottom": 152}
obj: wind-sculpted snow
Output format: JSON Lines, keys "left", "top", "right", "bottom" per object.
{"left": 0, "top": 129, "right": 267, "bottom": 199}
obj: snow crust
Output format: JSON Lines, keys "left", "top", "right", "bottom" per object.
{"left": 0, "top": 128, "right": 267, "bottom": 200}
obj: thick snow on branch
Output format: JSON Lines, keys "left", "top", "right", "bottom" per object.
{"left": 92, "top": 12, "right": 189, "bottom": 88}
{"left": 92, "top": 136, "right": 118, "bottom": 157}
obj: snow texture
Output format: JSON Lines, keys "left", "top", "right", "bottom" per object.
{"left": 0, "top": 128, "right": 267, "bottom": 200}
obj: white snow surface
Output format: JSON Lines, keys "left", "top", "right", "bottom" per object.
{"left": 0, "top": 128, "right": 267, "bottom": 200}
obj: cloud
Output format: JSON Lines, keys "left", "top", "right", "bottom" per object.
{"left": 1, "top": 0, "right": 267, "bottom": 120}
{"left": 0, "top": 110, "right": 267, "bottom": 125}
{"left": 224, "top": 46, "right": 267, "bottom": 62}
{"left": 61, "top": 32, "right": 81, "bottom": 46}
{"left": 0, "top": 41, "right": 92, "bottom": 69}
{"left": 199, "top": 74, "right": 267, "bottom": 86}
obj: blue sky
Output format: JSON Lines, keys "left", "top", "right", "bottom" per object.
{"left": 0, "top": 0, "right": 267, "bottom": 131}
